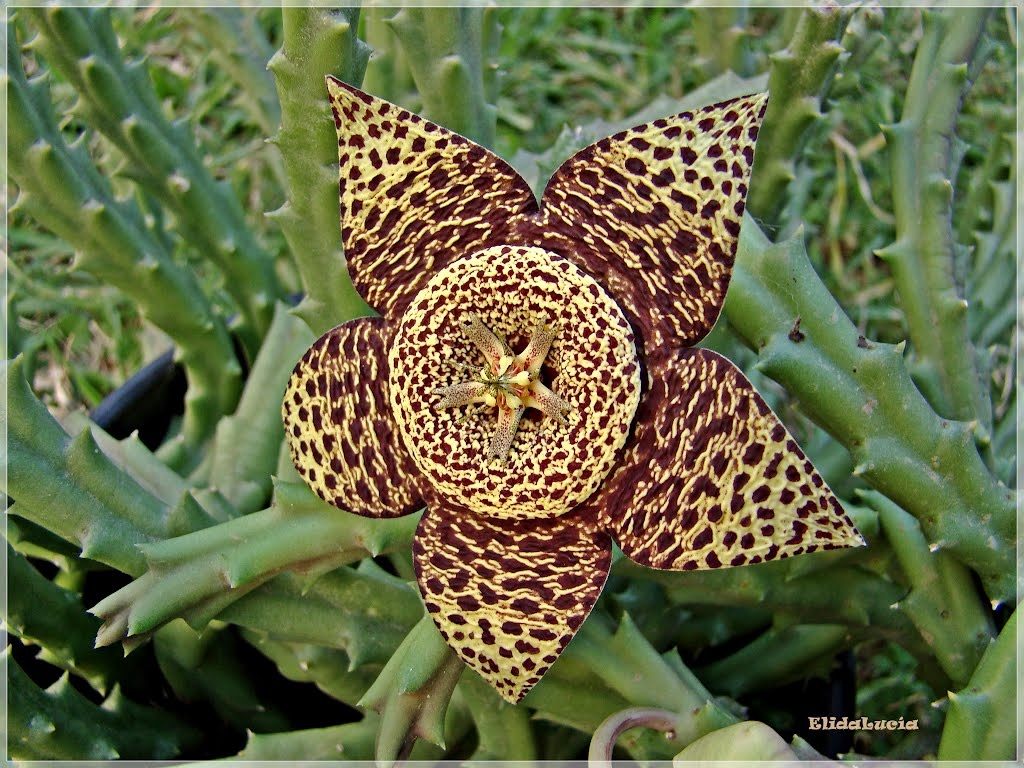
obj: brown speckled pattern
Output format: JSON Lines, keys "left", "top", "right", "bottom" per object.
{"left": 534, "top": 93, "right": 768, "bottom": 350}
{"left": 279, "top": 81, "right": 863, "bottom": 705}
{"left": 327, "top": 76, "right": 537, "bottom": 322}
{"left": 388, "top": 246, "right": 641, "bottom": 520}
{"left": 413, "top": 505, "right": 610, "bottom": 703}
{"left": 282, "top": 317, "right": 421, "bottom": 518}
{"left": 585, "top": 348, "right": 864, "bottom": 568}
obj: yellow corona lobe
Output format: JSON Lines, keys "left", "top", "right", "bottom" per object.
{"left": 434, "top": 316, "right": 570, "bottom": 461}
{"left": 388, "top": 245, "right": 641, "bottom": 520}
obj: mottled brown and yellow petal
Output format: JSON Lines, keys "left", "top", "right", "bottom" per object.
{"left": 282, "top": 317, "right": 422, "bottom": 518}
{"left": 535, "top": 93, "right": 768, "bottom": 349}
{"left": 585, "top": 348, "right": 863, "bottom": 570}
{"left": 327, "top": 77, "right": 538, "bottom": 321}
{"left": 413, "top": 505, "right": 611, "bottom": 704}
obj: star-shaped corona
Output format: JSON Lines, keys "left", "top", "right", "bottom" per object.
{"left": 433, "top": 314, "right": 569, "bottom": 462}
{"left": 282, "top": 77, "right": 864, "bottom": 704}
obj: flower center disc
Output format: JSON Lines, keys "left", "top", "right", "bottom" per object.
{"left": 388, "top": 245, "right": 641, "bottom": 519}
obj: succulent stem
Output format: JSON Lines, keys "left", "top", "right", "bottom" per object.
{"left": 863, "top": 490, "right": 994, "bottom": 686}
{"left": 726, "top": 218, "right": 1015, "bottom": 602}
{"left": 937, "top": 608, "right": 1016, "bottom": 760}
{"left": 881, "top": 9, "right": 993, "bottom": 446}
{"left": 385, "top": 7, "right": 500, "bottom": 148}
{"left": 267, "top": 7, "right": 373, "bottom": 335}
{"left": 23, "top": 7, "right": 282, "bottom": 357}
{"left": 89, "top": 480, "right": 419, "bottom": 646}
{"left": 6, "top": 648, "right": 199, "bottom": 760}
{"left": 2, "top": 357, "right": 216, "bottom": 576}
{"left": 7, "top": 25, "right": 241, "bottom": 453}
{"left": 205, "top": 303, "right": 313, "bottom": 514}
{"left": 359, "top": 615, "right": 465, "bottom": 766}
{"left": 4, "top": 543, "right": 121, "bottom": 690}
{"left": 748, "top": 5, "right": 851, "bottom": 226}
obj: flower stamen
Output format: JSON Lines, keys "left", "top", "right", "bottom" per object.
{"left": 434, "top": 314, "right": 570, "bottom": 461}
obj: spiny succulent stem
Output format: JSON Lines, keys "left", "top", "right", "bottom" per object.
{"left": 385, "top": 7, "right": 501, "bottom": 148}
{"left": 23, "top": 7, "right": 282, "bottom": 355}
{"left": 884, "top": 9, "right": 993, "bottom": 446}
{"left": 269, "top": 7, "right": 373, "bottom": 335}
{"left": 748, "top": 5, "right": 851, "bottom": 226}
{"left": 726, "top": 217, "right": 1015, "bottom": 602}
{"left": 7, "top": 25, "right": 241, "bottom": 453}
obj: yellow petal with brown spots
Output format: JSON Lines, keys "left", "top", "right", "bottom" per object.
{"left": 413, "top": 505, "right": 611, "bottom": 704}
{"left": 327, "top": 77, "right": 538, "bottom": 322}
{"left": 584, "top": 348, "right": 863, "bottom": 569}
{"left": 534, "top": 92, "right": 769, "bottom": 350}
{"left": 283, "top": 317, "right": 422, "bottom": 518}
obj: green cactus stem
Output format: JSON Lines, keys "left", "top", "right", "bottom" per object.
{"left": 359, "top": 614, "right": 465, "bottom": 764}
{"left": 24, "top": 6, "right": 281, "bottom": 355}
{"left": 525, "top": 611, "right": 739, "bottom": 760}
{"left": 190, "top": 8, "right": 285, "bottom": 187}
{"left": 968, "top": 157, "right": 1016, "bottom": 348}
{"left": 937, "top": 607, "right": 1016, "bottom": 760}
{"left": 863, "top": 490, "right": 994, "bottom": 686}
{"left": 879, "top": 9, "right": 992, "bottom": 443}
{"left": 7, "top": 25, "right": 241, "bottom": 453}
{"left": 267, "top": 7, "right": 372, "bottom": 335}
{"left": 748, "top": 5, "right": 851, "bottom": 225}
{"left": 241, "top": 631, "right": 378, "bottom": 708}
{"left": 89, "top": 481, "right": 419, "bottom": 647}
{"left": 2, "top": 357, "right": 216, "bottom": 576}
{"left": 620, "top": 543, "right": 931, "bottom": 663}
{"left": 691, "top": 6, "right": 755, "bottom": 79}
{"left": 220, "top": 561, "right": 423, "bottom": 668}
{"left": 153, "top": 621, "right": 289, "bottom": 732}
{"left": 696, "top": 624, "right": 850, "bottom": 698}
{"left": 725, "top": 219, "right": 1015, "bottom": 602}
{"left": 6, "top": 514, "right": 86, "bottom": 573}
{"left": 232, "top": 720, "right": 379, "bottom": 762}
{"left": 385, "top": 7, "right": 501, "bottom": 148}
{"left": 62, "top": 414, "right": 232, "bottom": 523}
{"left": 361, "top": 7, "right": 418, "bottom": 107}
{"left": 458, "top": 672, "right": 538, "bottom": 761}
{"left": 6, "top": 648, "right": 199, "bottom": 760}
{"left": 206, "top": 303, "right": 313, "bottom": 514}
{"left": 4, "top": 544, "right": 121, "bottom": 690}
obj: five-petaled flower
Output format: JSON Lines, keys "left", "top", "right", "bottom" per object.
{"left": 283, "top": 77, "right": 863, "bottom": 704}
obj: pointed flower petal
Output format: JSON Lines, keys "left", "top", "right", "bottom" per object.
{"left": 413, "top": 504, "right": 611, "bottom": 704}
{"left": 327, "top": 77, "right": 538, "bottom": 321}
{"left": 586, "top": 348, "right": 863, "bottom": 569}
{"left": 536, "top": 93, "right": 768, "bottom": 349}
{"left": 283, "top": 317, "right": 422, "bottom": 518}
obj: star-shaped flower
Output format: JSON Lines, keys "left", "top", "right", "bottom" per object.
{"left": 282, "top": 78, "right": 863, "bottom": 704}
